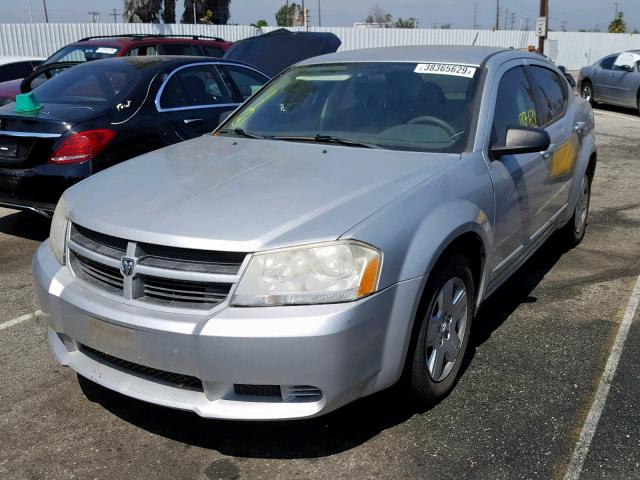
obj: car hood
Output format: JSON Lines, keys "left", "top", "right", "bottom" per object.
{"left": 66, "top": 135, "right": 456, "bottom": 252}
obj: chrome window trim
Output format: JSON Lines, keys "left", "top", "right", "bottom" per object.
{"left": 0, "top": 130, "right": 62, "bottom": 138}
{"left": 155, "top": 61, "right": 268, "bottom": 113}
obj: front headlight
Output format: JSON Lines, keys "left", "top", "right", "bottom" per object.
{"left": 231, "top": 241, "right": 382, "bottom": 307}
{"left": 49, "top": 197, "right": 68, "bottom": 265}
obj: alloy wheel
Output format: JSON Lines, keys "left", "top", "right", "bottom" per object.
{"left": 574, "top": 175, "right": 590, "bottom": 235}
{"left": 425, "top": 277, "right": 468, "bottom": 382}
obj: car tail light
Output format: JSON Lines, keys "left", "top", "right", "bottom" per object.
{"left": 49, "top": 129, "right": 116, "bottom": 164}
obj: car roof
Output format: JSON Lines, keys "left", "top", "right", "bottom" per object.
{"left": 0, "top": 56, "right": 44, "bottom": 66}
{"left": 71, "top": 36, "right": 229, "bottom": 48}
{"left": 297, "top": 45, "right": 524, "bottom": 67}
{"left": 69, "top": 55, "right": 266, "bottom": 74}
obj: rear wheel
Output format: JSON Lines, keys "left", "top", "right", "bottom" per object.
{"left": 410, "top": 253, "right": 475, "bottom": 405}
{"left": 559, "top": 172, "right": 591, "bottom": 248}
{"left": 581, "top": 80, "right": 595, "bottom": 106}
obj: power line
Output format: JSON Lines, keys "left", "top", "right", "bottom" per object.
{"left": 88, "top": 11, "right": 100, "bottom": 23}
{"left": 110, "top": 8, "right": 120, "bottom": 23}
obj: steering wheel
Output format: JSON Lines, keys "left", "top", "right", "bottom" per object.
{"left": 408, "top": 116, "right": 458, "bottom": 137}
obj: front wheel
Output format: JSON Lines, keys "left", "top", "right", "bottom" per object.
{"left": 581, "top": 81, "right": 595, "bottom": 106}
{"left": 559, "top": 173, "right": 591, "bottom": 248}
{"left": 410, "top": 253, "right": 475, "bottom": 405}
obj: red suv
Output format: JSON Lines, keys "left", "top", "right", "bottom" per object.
{"left": 0, "top": 34, "right": 233, "bottom": 105}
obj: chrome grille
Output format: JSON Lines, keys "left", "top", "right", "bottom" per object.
{"left": 80, "top": 344, "right": 203, "bottom": 391}
{"left": 67, "top": 223, "right": 245, "bottom": 310}
{"left": 70, "top": 252, "right": 124, "bottom": 294}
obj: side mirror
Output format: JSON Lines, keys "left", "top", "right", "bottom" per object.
{"left": 491, "top": 127, "right": 551, "bottom": 158}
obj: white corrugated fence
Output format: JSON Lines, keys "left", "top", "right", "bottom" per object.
{"left": 2, "top": 23, "right": 640, "bottom": 70}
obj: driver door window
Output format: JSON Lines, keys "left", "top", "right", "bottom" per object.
{"left": 492, "top": 66, "right": 538, "bottom": 145}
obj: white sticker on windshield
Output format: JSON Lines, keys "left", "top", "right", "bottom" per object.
{"left": 96, "top": 47, "right": 118, "bottom": 54}
{"left": 414, "top": 63, "right": 477, "bottom": 78}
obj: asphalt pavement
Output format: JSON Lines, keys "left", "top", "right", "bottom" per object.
{"left": 0, "top": 106, "right": 639, "bottom": 480}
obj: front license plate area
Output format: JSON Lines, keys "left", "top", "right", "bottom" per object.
{"left": 84, "top": 317, "right": 138, "bottom": 360}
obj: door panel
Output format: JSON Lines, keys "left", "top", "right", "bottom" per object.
{"left": 528, "top": 64, "right": 576, "bottom": 223}
{"left": 591, "top": 55, "right": 617, "bottom": 101}
{"left": 157, "top": 64, "right": 239, "bottom": 140}
{"left": 487, "top": 65, "right": 549, "bottom": 270}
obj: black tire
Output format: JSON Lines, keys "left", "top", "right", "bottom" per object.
{"left": 581, "top": 80, "right": 595, "bottom": 106}
{"left": 559, "top": 172, "right": 592, "bottom": 248}
{"left": 409, "top": 253, "right": 475, "bottom": 406}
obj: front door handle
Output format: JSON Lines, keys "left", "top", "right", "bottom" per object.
{"left": 183, "top": 118, "right": 204, "bottom": 126}
{"left": 574, "top": 121, "right": 587, "bottom": 135}
{"left": 541, "top": 144, "right": 556, "bottom": 160}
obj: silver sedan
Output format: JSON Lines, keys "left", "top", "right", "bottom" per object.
{"left": 33, "top": 46, "right": 596, "bottom": 420}
{"left": 579, "top": 50, "right": 640, "bottom": 114}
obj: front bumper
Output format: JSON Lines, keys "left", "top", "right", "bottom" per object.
{"left": 33, "top": 241, "right": 422, "bottom": 420}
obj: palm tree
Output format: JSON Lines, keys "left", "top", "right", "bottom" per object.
{"left": 123, "top": 0, "right": 163, "bottom": 23}
{"left": 182, "top": 0, "right": 231, "bottom": 24}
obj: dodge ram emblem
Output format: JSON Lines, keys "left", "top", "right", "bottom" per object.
{"left": 120, "top": 256, "right": 137, "bottom": 278}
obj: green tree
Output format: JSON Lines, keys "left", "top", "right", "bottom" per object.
{"left": 365, "top": 5, "right": 392, "bottom": 27}
{"left": 608, "top": 12, "right": 627, "bottom": 33}
{"left": 395, "top": 17, "right": 416, "bottom": 28}
{"left": 276, "top": 2, "right": 302, "bottom": 27}
{"left": 182, "top": 0, "right": 231, "bottom": 24}
{"left": 251, "top": 19, "right": 268, "bottom": 28}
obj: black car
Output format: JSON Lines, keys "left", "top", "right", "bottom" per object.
{"left": 0, "top": 56, "right": 269, "bottom": 216}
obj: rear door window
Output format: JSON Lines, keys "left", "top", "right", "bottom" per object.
{"left": 220, "top": 65, "right": 269, "bottom": 101}
{"left": 492, "top": 66, "right": 538, "bottom": 145}
{"left": 159, "top": 65, "right": 232, "bottom": 110}
{"left": 528, "top": 66, "right": 567, "bottom": 126}
{"left": 126, "top": 45, "right": 159, "bottom": 56}
{"left": 159, "top": 43, "right": 203, "bottom": 56}
{"left": 202, "top": 46, "right": 224, "bottom": 57}
{"left": 599, "top": 56, "right": 617, "bottom": 70}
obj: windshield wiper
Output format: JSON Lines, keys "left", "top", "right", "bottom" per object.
{"left": 218, "top": 128, "right": 265, "bottom": 139}
{"left": 269, "top": 134, "right": 380, "bottom": 149}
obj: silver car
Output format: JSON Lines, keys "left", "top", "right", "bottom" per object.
{"left": 33, "top": 46, "right": 596, "bottom": 420}
{"left": 579, "top": 50, "right": 640, "bottom": 114}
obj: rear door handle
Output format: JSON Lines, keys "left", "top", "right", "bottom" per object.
{"left": 183, "top": 118, "right": 204, "bottom": 126}
{"left": 541, "top": 144, "right": 556, "bottom": 160}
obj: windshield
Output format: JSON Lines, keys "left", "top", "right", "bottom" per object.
{"left": 45, "top": 45, "right": 121, "bottom": 64}
{"left": 33, "top": 62, "right": 142, "bottom": 106}
{"left": 222, "top": 62, "right": 481, "bottom": 153}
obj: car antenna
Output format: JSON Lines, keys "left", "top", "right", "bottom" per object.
{"left": 472, "top": 32, "right": 479, "bottom": 46}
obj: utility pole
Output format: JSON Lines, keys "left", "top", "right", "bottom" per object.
{"left": 495, "top": 0, "right": 500, "bottom": 30}
{"left": 510, "top": 11, "right": 517, "bottom": 30}
{"left": 27, "top": 0, "right": 34, "bottom": 22}
{"left": 110, "top": 8, "right": 119, "bottom": 23}
{"left": 318, "top": 0, "right": 321, "bottom": 27}
{"left": 614, "top": 2, "right": 619, "bottom": 18}
{"left": 504, "top": 8, "right": 509, "bottom": 30}
{"left": 42, "top": 0, "right": 49, "bottom": 22}
{"left": 301, "top": 0, "right": 306, "bottom": 28}
{"left": 88, "top": 11, "right": 100, "bottom": 23}
{"left": 538, "top": 0, "right": 549, "bottom": 53}
{"left": 193, "top": 2, "right": 196, "bottom": 24}
{"left": 525, "top": 17, "right": 530, "bottom": 31}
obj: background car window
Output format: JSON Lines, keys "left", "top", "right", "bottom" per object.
{"left": 493, "top": 66, "right": 538, "bottom": 145}
{"left": 599, "top": 56, "right": 616, "bottom": 70}
{"left": 220, "top": 65, "right": 268, "bottom": 101}
{"left": 45, "top": 45, "right": 120, "bottom": 64}
{"left": 160, "top": 44, "right": 202, "bottom": 56}
{"left": 159, "top": 65, "right": 231, "bottom": 109}
{"left": 202, "top": 46, "right": 224, "bottom": 57}
{"left": 528, "top": 66, "right": 567, "bottom": 126}
{"left": 0, "top": 61, "right": 36, "bottom": 82}
{"left": 126, "top": 45, "right": 159, "bottom": 56}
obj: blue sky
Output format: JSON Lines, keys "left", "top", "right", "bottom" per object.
{"left": 4, "top": 1, "right": 638, "bottom": 31}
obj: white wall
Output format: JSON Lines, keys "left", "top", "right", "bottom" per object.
{"left": 2, "top": 23, "right": 640, "bottom": 70}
